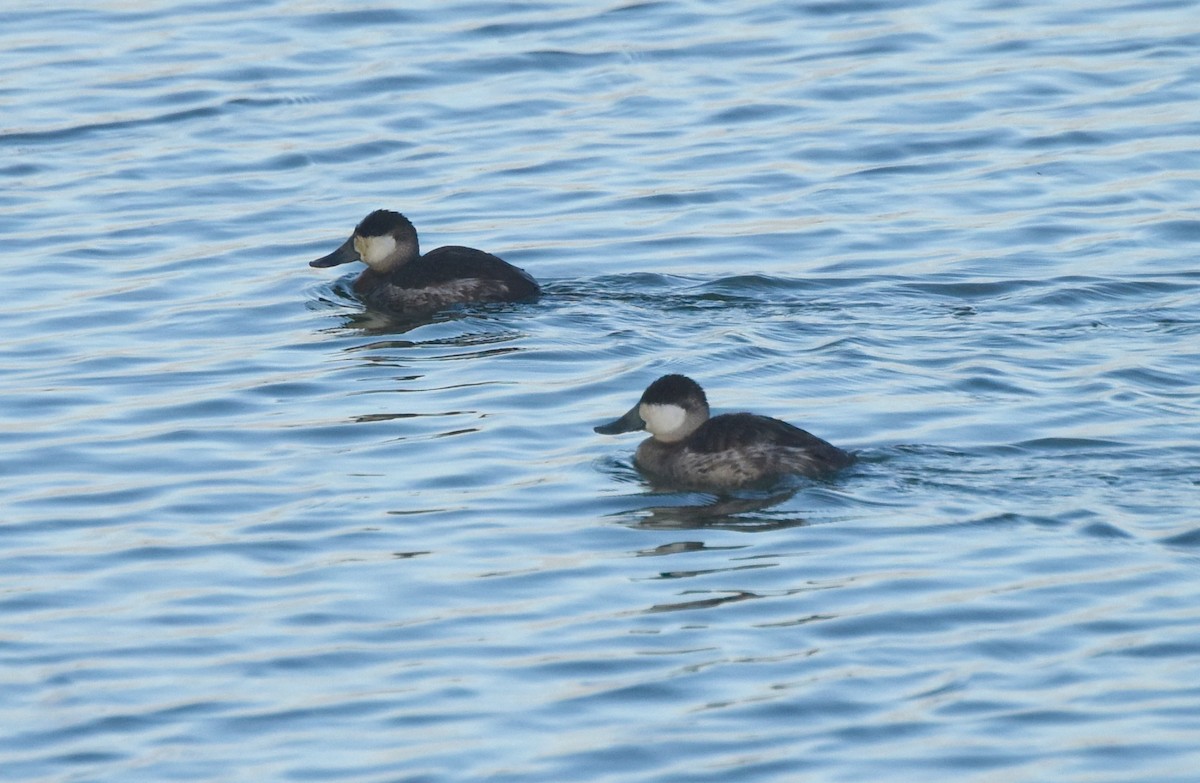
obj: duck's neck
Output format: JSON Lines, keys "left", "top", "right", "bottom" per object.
{"left": 354, "top": 267, "right": 390, "bottom": 293}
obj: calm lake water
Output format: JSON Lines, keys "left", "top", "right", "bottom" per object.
{"left": 3, "top": 1, "right": 1200, "bottom": 781}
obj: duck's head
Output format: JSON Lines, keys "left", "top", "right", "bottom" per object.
{"left": 595, "top": 374, "right": 711, "bottom": 443}
{"left": 310, "top": 210, "right": 420, "bottom": 273}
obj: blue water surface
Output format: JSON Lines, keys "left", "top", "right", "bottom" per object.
{"left": 2, "top": 1, "right": 1200, "bottom": 781}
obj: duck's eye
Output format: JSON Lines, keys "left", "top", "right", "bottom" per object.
{"left": 353, "top": 236, "right": 366, "bottom": 258}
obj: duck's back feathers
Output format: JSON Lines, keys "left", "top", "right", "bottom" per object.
{"left": 391, "top": 246, "right": 540, "bottom": 300}
{"left": 693, "top": 414, "right": 846, "bottom": 459}
{"left": 633, "top": 412, "right": 854, "bottom": 490}
{"left": 349, "top": 246, "right": 539, "bottom": 313}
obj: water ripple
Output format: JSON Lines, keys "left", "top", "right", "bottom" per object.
{"left": 3, "top": 0, "right": 1200, "bottom": 782}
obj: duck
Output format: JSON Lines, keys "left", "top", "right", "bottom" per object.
{"left": 595, "top": 374, "right": 854, "bottom": 490}
{"left": 310, "top": 210, "right": 539, "bottom": 314}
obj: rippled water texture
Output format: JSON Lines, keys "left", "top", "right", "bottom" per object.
{"left": 3, "top": 1, "right": 1200, "bottom": 781}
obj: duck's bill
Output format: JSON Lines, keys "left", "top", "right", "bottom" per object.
{"left": 310, "top": 236, "right": 360, "bottom": 268}
{"left": 594, "top": 404, "right": 645, "bottom": 435}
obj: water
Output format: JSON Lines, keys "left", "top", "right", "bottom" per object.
{"left": 3, "top": 0, "right": 1200, "bottom": 780}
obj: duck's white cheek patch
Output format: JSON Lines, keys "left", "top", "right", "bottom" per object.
{"left": 640, "top": 403, "right": 686, "bottom": 438}
{"left": 359, "top": 235, "right": 396, "bottom": 270}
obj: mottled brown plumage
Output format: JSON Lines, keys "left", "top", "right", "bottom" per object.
{"left": 596, "top": 374, "right": 853, "bottom": 491}
{"left": 311, "top": 210, "right": 539, "bottom": 314}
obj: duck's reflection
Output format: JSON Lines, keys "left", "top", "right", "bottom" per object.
{"left": 612, "top": 490, "right": 808, "bottom": 532}
{"left": 326, "top": 307, "right": 432, "bottom": 335}
{"left": 603, "top": 488, "right": 831, "bottom": 616}
{"left": 314, "top": 284, "right": 536, "bottom": 338}
{"left": 646, "top": 590, "right": 762, "bottom": 614}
